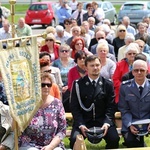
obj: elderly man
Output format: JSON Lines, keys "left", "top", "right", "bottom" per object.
{"left": 122, "top": 16, "right": 136, "bottom": 35}
{"left": 119, "top": 59, "right": 150, "bottom": 148}
{"left": 15, "top": 17, "right": 32, "bottom": 37}
{"left": 88, "top": 17, "right": 97, "bottom": 32}
{"left": 55, "top": 25, "right": 71, "bottom": 44}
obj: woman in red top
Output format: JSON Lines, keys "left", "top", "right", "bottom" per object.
{"left": 40, "top": 33, "right": 59, "bottom": 62}
{"left": 113, "top": 43, "right": 140, "bottom": 103}
{"left": 70, "top": 37, "right": 92, "bottom": 59}
{"left": 68, "top": 50, "right": 87, "bottom": 91}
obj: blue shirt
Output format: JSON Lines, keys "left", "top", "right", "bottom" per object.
{"left": 57, "top": 6, "right": 72, "bottom": 24}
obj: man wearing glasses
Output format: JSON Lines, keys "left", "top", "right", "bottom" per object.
{"left": 119, "top": 59, "right": 150, "bottom": 148}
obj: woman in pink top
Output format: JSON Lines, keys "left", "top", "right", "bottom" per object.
{"left": 68, "top": 50, "right": 87, "bottom": 91}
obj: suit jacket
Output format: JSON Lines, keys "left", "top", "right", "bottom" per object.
{"left": 70, "top": 75, "right": 116, "bottom": 128}
{"left": 118, "top": 79, "right": 150, "bottom": 132}
{"left": 90, "top": 43, "right": 115, "bottom": 56}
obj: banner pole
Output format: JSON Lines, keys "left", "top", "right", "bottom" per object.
{"left": 9, "top": 0, "right": 18, "bottom": 150}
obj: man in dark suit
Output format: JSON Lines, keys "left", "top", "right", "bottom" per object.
{"left": 119, "top": 59, "right": 150, "bottom": 148}
{"left": 70, "top": 55, "right": 119, "bottom": 149}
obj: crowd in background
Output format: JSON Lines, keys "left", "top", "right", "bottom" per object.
{"left": 1, "top": 0, "right": 150, "bottom": 149}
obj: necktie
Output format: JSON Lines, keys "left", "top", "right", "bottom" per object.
{"left": 77, "top": 11, "right": 81, "bottom": 26}
{"left": 139, "top": 86, "right": 143, "bottom": 95}
{"left": 92, "top": 80, "right": 96, "bottom": 89}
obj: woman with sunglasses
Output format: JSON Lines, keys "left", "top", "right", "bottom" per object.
{"left": 40, "top": 33, "right": 59, "bottom": 62}
{"left": 112, "top": 24, "right": 127, "bottom": 59}
{"left": 70, "top": 37, "right": 92, "bottom": 59}
{"left": 113, "top": 43, "right": 139, "bottom": 104}
{"left": 68, "top": 50, "right": 87, "bottom": 91}
{"left": 19, "top": 73, "right": 66, "bottom": 150}
{"left": 40, "top": 58, "right": 61, "bottom": 100}
{"left": 52, "top": 44, "right": 75, "bottom": 112}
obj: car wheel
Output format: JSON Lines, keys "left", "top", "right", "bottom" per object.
{"left": 111, "top": 15, "right": 117, "bottom": 25}
{"left": 42, "top": 25, "right": 46, "bottom": 28}
{"left": 49, "top": 19, "right": 56, "bottom": 27}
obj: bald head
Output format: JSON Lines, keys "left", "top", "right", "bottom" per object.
{"left": 96, "top": 30, "right": 106, "bottom": 41}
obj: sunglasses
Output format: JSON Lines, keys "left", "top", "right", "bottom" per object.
{"left": 97, "top": 37, "right": 104, "bottom": 40}
{"left": 41, "top": 83, "right": 52, "bottom": 88}
{"left": 128, "top": 53, "right": 136, "bottom": 55}
{"left": 78, "top": 57, "right": 86, "bottom": 60}
{"left": 119, "top": 30, "right": 126, "bottom": 32}
{"left": 46, "top": 39, "right": 53, "bottom": 42}
{"left": 133, "top": 69, "right": 146, "bottom": 73}
{"left": 65, "top": 23, "right": 70, "bottom": 25}
{"left": 60, "top": 50, "right": 69, "bottom": 53}
{"left": 44, "top": 70, "right": 51, "bottom": 73}
{"left": 88, "top": 7, "right": 93, "bottom": 10}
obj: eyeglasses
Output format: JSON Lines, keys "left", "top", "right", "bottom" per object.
{"left": 97, "top": 37, "right": 104, "bottom": 40}
{"left": 128, "top": 53, "right": 136, "bottom": 55}
{"left": 76, "top": 43, "right": 83, "bottom": 46}
{"left": 119, "top": 30, "right": 126, "bottom": 32}
{"left": 78, "top": 57, "right": 86, "bottom": 60}
{"left": 44, "top": 69, "right": 51, "bottom": 73}
{"left": 60, "top": 50, "right": 69, "bottom": 53}
{"left": 133, "top": 69, "right": 146, "bottom": 73}
{"left": 41, "top": 83, "right": 52, "bottom": 88}
{"left": 88, "top": 7, "right": 93, "bottom": 10}
{"left": 45, "top": 39, "right": 53, "bottom": 42}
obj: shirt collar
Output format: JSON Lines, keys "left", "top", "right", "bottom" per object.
{"left": 135, "top": 79, "right": 146, "bottom": 88}
{"left": 88, "top": 76, "right": 99, "bottom": 83}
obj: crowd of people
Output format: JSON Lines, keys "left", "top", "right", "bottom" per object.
{"left": 1, "top": 0, "right": 150, "bottom": 149}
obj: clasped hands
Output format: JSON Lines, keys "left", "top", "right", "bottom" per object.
{"left": 130, "top": 124, "right": 150, "bottom": 135}
{"left": 80, "top": 124, "right": 109, "bottom": 137}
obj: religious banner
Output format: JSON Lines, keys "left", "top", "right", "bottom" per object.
{"left": 0, "top": 37, "right": 42, "bottom": 132}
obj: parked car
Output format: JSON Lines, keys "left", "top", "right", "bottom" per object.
{"left": 83, "top": 1, "right": 117, "bottom": 25}
{"left": 25, "top": 2, "right": 56, "bottom": 27}
{"left": 118, "top": 1, "right": 150, "bottom": 24}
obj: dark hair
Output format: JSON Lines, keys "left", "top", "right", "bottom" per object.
{"left": 74, "top": 50, "right": 86, "bottom": 63}
{"left": 64, "top": 19, "right": 72, "bottom": 25}
{"left": 86, "top": 3, "right": 92, "bottom": 9}
{"left": 134, "top": 53, "right": 147, "bottom": 61}
{"left": 39, "top": 58, "right": 49, "bottom": 68}
{"left": 77, "top": 2, "right": 83, "bottom": 7}
{"left": 39, "top": 52, "right": 51, "bottom": 59}
{"left": 85, "top": 55, "right": 100, "bottom": 66}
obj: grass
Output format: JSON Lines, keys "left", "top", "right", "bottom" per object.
{"left": 63, "top": 136, "right": 150, "bottom": 149}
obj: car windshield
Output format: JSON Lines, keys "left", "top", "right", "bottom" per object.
{"left": 29, "top": 4, "right": 48, "bottom": 11}
{"left": 122, "top": 4, "right": 144, "bottom": 10}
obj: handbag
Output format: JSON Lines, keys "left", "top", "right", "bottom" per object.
{"left": 73, "top": 134, "right": 87, "bottom": 150}
{"left": 85, "top": 127, "right": 104, "bottom": 144}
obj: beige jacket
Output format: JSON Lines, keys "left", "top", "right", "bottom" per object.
{"left": 0, "top": 101, "right": 14, "bottom": 149}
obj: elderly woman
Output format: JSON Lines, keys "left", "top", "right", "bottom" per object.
{"left": 19, "top": 73, "right": 66, "bottom": 150}
{"left": 118, "top": 33, "right": 135, "bottom": 61}
{"left": 52, "top": 44, "right": 75, "bottom": 112}
{"left": 70, "top": 37, "right": 92, "bottom": 59}
{"left": 40, "top": 33, "right": 59, "bottom": 62}
{"left": 52, "top": 44, "right": 75, "bottom": 92}
{"left": 96, "top": 42, "right": 116, "bottom": 80}
{"left": 112, "top": 24, "right": 127, "bottom": 58}
{"left": 113, "top": 43, "right": 140, "bottom": 103}
{"left": 68, "top": 50, "right": 87, "bottom": 91}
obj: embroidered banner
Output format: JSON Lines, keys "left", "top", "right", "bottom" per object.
{"left": 0, "top": 37, "right": 42, "bottom": 132}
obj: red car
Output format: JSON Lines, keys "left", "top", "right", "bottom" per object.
{"left": 25, "top": 2, "right": 56, "bottom": 27}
